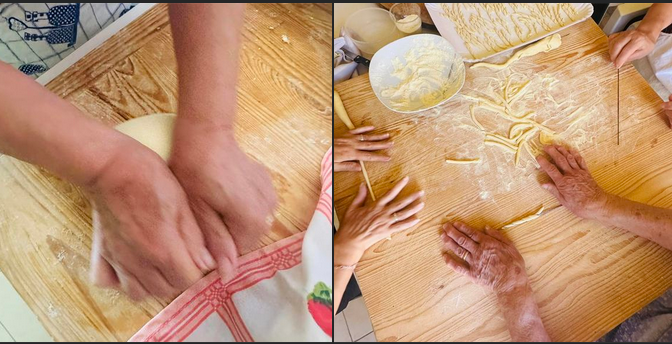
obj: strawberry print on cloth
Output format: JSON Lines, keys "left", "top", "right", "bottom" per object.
{"left": 308, "top": 282, "right": 333, "bottom": 337}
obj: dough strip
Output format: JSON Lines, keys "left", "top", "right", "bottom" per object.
{"left": 335, "top": 90, "right": 377, "bottom": 201}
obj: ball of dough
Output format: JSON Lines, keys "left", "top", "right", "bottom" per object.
{"left": 114, "top": 113, "right": 176, "bottom": 161}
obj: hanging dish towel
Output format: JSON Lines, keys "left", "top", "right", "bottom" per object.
{"left": 129, "top": 148, "right": 333, "bottom": 342}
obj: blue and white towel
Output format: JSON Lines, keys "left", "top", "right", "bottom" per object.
{"left": 0, "top": 3, "right": 135, "bottom": 78}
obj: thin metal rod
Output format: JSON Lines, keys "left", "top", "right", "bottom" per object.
{"left": 617, "top": 67, "right": 620, "bottom": 145}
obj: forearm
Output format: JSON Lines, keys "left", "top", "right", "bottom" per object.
{"left": 334, "top": 239, "right": 363, "bottom": 315}
{"left": 497, "top": 283, "right": 550, "bottom": 342}
{"left": 0, "top": 62, "right": 135, "bottom": 187}
{"left": 592, "top": 194, "right": 672, "bottom": 250}
{"left": 637, "top": 3, "right": 672, "bottom": 39}
{"left": 168, "top": 3, "right": 244, "bottom": 133}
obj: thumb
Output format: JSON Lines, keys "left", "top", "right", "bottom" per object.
{"left": 194, "top": 206, "right": 240, "bottom": 283}
{"left": 542, "top": 183, "right": 564, "bottom": 204}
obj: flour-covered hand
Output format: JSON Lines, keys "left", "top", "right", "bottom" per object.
{"left": 536, "top": 145, "right": 609, "bottom": 219}
{"left": 441, "top": 222, "right": 528, "bottom": 294}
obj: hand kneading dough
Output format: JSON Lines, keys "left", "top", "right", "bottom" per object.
{"left": 114, "top": 113, "right": 177, "bottom": 161}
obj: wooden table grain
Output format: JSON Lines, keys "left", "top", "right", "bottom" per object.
{"left": 334, "top": 20, "right": 672, "bottom": 342}
{"left": 0, "top": 3, "right": 331, "bottom": 341}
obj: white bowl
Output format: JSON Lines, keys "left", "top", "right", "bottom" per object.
{"left": 369, "top": 34, "right": 465, "bottom": 114}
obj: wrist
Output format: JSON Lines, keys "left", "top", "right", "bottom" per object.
{"left": 636, "top": 25, "right": 661, "bottom": 43}
{"left": 86, "top": 138, "right": 163, "bottom": 193}
{"left": 495, "top": 279, "right": 532, "bottom": 303}
{"left": 170, "top": 115, "right": 238, "bottom": 161}
{"left": 585, "top": 193, "right": 618, "bottom": 221}
{"left": 334, "top": 235, "right": 364, "bottom": 266}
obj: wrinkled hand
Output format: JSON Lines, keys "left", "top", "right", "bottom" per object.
{"left": 608, "top": 29, "right": 657, "bottom": 68}
{"left": 441, "top": 222, "right": 527, "bottom": 294}
{"left": 169, "top": 125, "right": 277, "bottom": 281}
{"left": 664, "top": 95, "right": 672, "bottom": 128}
{"left": 335, "top": 126, "right": 392, "bottom": 172}
{"left": 536, "top": 145, "right": 608, "bottom": 219}
{"left": 88, "top": 148, "right": 215, "bottom": 300}
{"left": 334, "top": 176, "right": 424, "bottom": 263}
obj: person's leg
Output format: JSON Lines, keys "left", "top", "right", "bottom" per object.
{"left": 597, "top": 288, "right": 672, "bottom": 342}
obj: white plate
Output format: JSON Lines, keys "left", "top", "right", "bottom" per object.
{"left": 369, "top": 34, "right": 466, "bottom": 114}
{"left": 425, "top": 3, "right": 594, "bottom": 62}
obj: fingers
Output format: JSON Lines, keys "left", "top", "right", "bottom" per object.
{"left": 392, "top": 200, "right": 425, "bottom": 222}
{"left": 196, "top": 205, "right": 240, "bottom": 283}
{"left": 387, "top": 190, "right": 425, "bottom": 213}
{"left": 443, "top": 253, "right": 471, "bottom": 277}
{"left": 355, "top": 141, "right": 394, "bottom": 151}
{"left": 614, "top": 39, "right": 639, "bottom": 68}
{"left": 89, "top": 225, "right": 120, "bottom": 289}
{"left": 568, "top": 148, "right": 589, "bottom": 170}
{"left": 557, "top": 146, "right": 580, "bottom": 170}
{"left": 349, "top": 126, "right": 376, "bottom": 134}
{"left": 388, "top": 215, "right": 420, "bottom": 233}
{"left": 541, "top": 182, "right": 565, "bottom": 204}
{"left": 443, "top": 222, "right": 478, "bottom": 253}
{"left": 349, "top": 127, "right": 391, "bottom": 142}
{"left": 109, "top": 262, "right": 150, "bottom": 301}
{"left": 441, "top": 232, "right": 471, "bottom": 263}
{"left": 355, "top": 151, "right": 392, "bottom": 162}
{"left": 347, "top": 183, "right": 368, "bottom": 212}
{"left": 544, "top": 145, "right": 571, "bottom": 173}
{"left": 454, "top": 221, "right": 482, "bottom": 243}
{"left": 378, "top": 176, "right": 410, "bottom": 205}
{"left": 536, "top": 155, "right": 563, "bottom": 182}
{"left": 484, "top": 225, "right": 508, "bottom": 243}
{"left": 176, "top": 205, "right": 217, "bottom": 273}
{"left": 335, "top": 162, "right": 361, "bottom": 172}
{"left": 609, "top": 34, "right": 631, "bottom": 65}
{"left": 90, "top": 253, "right": 120, "bottom": 289}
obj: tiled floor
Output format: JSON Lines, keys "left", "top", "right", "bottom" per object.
{"left": 0, "top": 272, "right": 53, "bottom": 342}
{"left": 335, "top": 297, "right": 376, "bottom": 342}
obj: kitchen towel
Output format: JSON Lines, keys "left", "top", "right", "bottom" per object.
{"left": 129, "top": 148, "right": 333, "bottom": 342}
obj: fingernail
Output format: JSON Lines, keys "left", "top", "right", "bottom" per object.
{"left": 404, "top": 176, "right": 410, "bottom": 181}
{"left": 203, "top": 251, "right": 217, "bottom": 270}
{"left": 542, "top": 184, "right": 549, "bottom": 190}
{"left": 440, "top": 232, "right": 447, "bottom": 240}
{"left": 419, "top": 190, "right": 426, "bottom": 196}
{"left": 453, "top": 222, "right": 460, "bottom": 227}
{"left": 418, "top": 202, "right": 425, "bottom": 208}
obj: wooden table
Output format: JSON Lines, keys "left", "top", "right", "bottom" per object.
{"left": 0, "top": 3, "right": 331, "bottom": 341}
{"left": 334, "top": 20, "right": 672, "bottom": 342}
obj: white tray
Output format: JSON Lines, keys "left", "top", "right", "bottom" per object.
{"left": 425, "top": 3, "right": 594, "bottom": 62}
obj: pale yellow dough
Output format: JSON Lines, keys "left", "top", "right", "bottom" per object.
{"left": 502, "top": 205, "right": 544, "bottom": 229}
{"left": 114, "top": 113, "right": 177, "bottom": 161}
{"left": 471, "top": 33, "right": 562, "bottom": 70}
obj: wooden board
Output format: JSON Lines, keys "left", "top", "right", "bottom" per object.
{"left": 334, "top": 19, "right": 672, "bottom": 342}
{"left": 0, "top": 3, "right": 331, "bottom": 341}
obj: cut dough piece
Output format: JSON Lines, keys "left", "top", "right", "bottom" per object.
{"left": 115, "top": 113, "right": 176, "bottom": 161}
{"left": 445, "top": 158, "right": 481, "bottom": 164}
{"left": 335, "top": 90, "right": 377, "bottom": 201}
{"left": 502, "top": 205, "right": 544, "bottom": 229}
{"left": 471, "top": 33, "right": 562, "bottom": 70}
